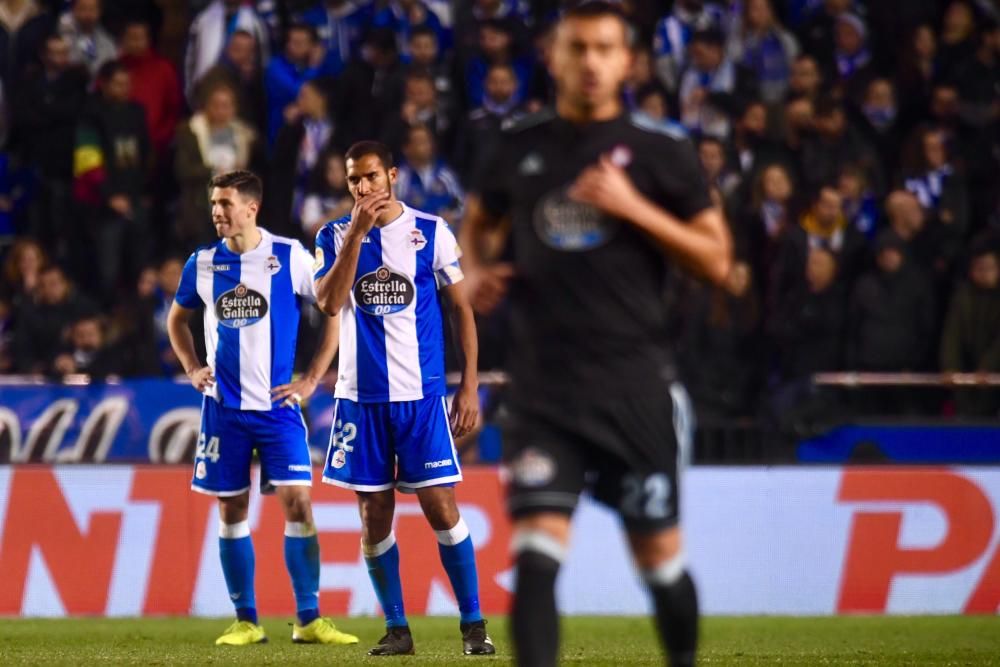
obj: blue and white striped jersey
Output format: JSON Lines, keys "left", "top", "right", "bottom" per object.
{"left": 313, "top": 203, "right": 464, "bottom": 403}
{"left": 175, "top": 228, "right": 317, "bottom": 411}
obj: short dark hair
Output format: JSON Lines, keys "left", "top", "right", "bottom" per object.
{"left": 96, "top": 59, "right": 128, "bottom": 85}
{"left": 209, "top": 170, "right": 263, "bottom": 202}
{"left": 345, "top": 141, "right": 394, "bottom": 170}
{"left": 562, "top": 1, "right": 636, "bottom": 47}
{"left": 690, "top": 28, "right": 725, "bottom": 48}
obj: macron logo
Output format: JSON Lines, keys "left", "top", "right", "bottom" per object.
{"left": 424, "top": 459, "right": 453, "bottom": 469}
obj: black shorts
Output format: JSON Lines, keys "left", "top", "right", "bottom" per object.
{"left": 501, "top": 382, "right": 693, "bottom": 533}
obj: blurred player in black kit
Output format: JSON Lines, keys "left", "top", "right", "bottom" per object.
{"left": 459, "top": 2, "right": 732, "bottom": 666}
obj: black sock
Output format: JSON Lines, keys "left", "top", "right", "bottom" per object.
{"left": 512, "top": 549, "right": 560, "bottom": 667}
{"left": 649, "top": 571, "right": 699, "bottom": 667}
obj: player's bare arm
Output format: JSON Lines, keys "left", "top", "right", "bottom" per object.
{"left": 569, "top": 154, "right": 732, "bottom": 285}
{"left": 272, "top": 312, "right": 340, "bottom": 406}
{"left": 457, "top": 195, "right": 516, "bottom": 315}
{"left": 165, "top": 301, "right": 215, "bottom": 391}
{"left": 314, "top": 190, "right": 393, "bottom": 315}
{"left": 442, "top": 282, "right": 479, "bottom": 437}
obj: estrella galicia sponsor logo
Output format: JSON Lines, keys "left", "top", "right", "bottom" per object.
{"left": 353, "top": 266, "right": 415, "bottom": 316}
{"left": 215, "top": 283, "right": 268, "bottom": 328}
{"left": 533, "top": 188, "right": 618, "bottom": 251}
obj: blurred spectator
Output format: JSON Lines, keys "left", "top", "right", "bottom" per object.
{"left": 940, "top": 238, "right": 1000, "bottom": 417}
{"left": 0, "top": 0, "right": 51, "bottom": 87}
{"left": 698, "top": 136, "right": 741, "bottom": 201}
{"left": 119, "top": 20, "right": 181, "bottom": 161}
{"left": 774, "top": 185, "right": 866, "bottom": 309}
{"left": 847, "top": 229, "right": 935, "bottom": 374}
{"left": 787, "top": 53, "right": 822, "bottom": 101}
{"left": 737, "top": 162, "right": 795, "bottom": 309}
{"left": 335, "top": 27, "right": 405, "bottom": 146}
{"left": 0, "top": 237, "right": 46, "bottom": 312}
{"left": 832, "top": 13, "right": 872, "bottom": 93}
{"left": 678, "top": 28, "right": 758, "bottom": 139}
{"left": 299, "top": 149, "right": 352, "bottom": 238}
{"left": 407, "top": 24, "right": 457, "bottom": 121}
{"left": 264, "top": 22, "right": 332, "bottom": 146}
{"left": 729, "top": 99, "right": 784, "bottom": 182}
{"left": 726, "top": 0, "right": 799, "bottom": 104}
{"left": 771, "top": 247, "right": 846, "bottom": 386}
{"left": 903, "top": 126, "right": 969, "bottom": 268}
{"left": 395, "top": 123, "right": 463, "bottom": 224}
{"left": 623, "top": 47, "right": 660, "bottom": 110}
{"left": 185, "top": 0, "right": 270, "bottom": 101}
{"left": 193, "top": 29, "right": 267, "bottom": 137}
{"left": 895, "top": 25, "right": 938, "bottom": 120}
{"left": 175, "top": 83, "right": 263, "bottom": 248}
{"left": 677, "top": 261, "right": 763, "bottom": 418}
{"left": 837, "top": 165, "right": 878, "bottom": 241}
{"left": 653, "top": 0, "right": 728, "bottom": 92}
{"left": 382, "top": 68, "right": 455, "bottom": 160}
{"left": 454, "top": 62, "right": 522, "bottom": 178}
{"left": 51, "top": 314, "right": 120, "bottom": 377}
{"left": 15, "top": 33, "right": 87, "bottom": 254}
{"left": 938, "top": 0, "right": 978, "bottom": 80}
{"left": 853, "top": 77, "right": 904, "bottom": 183}
{"left": 633, "top": 84, "right": 685, "bottom": 136}
{"left": 12, "top": 264, "right": 95, "bottom": 373}
{"left": 464, "top": 18, "right": 531, "bottom": 110}
{"left": 374, "top": 0, "right": 447, "bottom": 59}
{"left": 796, "top": 0, "right": 852, "bottom": 79}
{"left": 954, "top": 23, "right": 999, "bottom": 129}
{"left": 57, "top": 0, "right": 115, "bottom": 77}
{"left": 269, "top": 78, "right": 337, "bottom": 238}
{"left": 135, "top": 256, "right": 184, "bottom": 376}
{"left": 296, "top": 0, "right": 374, "bottom": 76}
{"left": 76, "top": 60, "right": 151, "bottom": 305}
{"left": 799, "top": 97, "right": 883, "bottom": 197}
{"left": 452, "top": 0, "right": 530, "bottom": 65}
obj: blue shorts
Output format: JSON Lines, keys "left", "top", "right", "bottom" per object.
{"left": 321, "top": 396, "right": 462, "bottom": 493}
{"left": 191, "top": 396, "right": 313, "bottom": 496}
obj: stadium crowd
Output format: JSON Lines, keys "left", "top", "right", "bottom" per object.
{"left": 0, "top": 0, "right": 997, "bottom": 420}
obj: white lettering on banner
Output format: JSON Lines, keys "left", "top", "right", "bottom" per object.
{"left": 148, "top": 408, "right": 201, "bottom": 463}
{"left": 4, "top": 467, "right": 1000, "bottom": 617}
{"left": 0, "top": 408, "right": 22, "bottom": 461}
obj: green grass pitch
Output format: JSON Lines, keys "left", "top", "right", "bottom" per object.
{"left": 1, "top": 616, "right": 999, "bottom": 665}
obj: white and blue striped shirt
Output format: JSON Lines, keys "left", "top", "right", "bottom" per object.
{"left": 176, "top": 228, "right": 317, "bottom": 410}
{"left": 313, "top": 203, "right": 463, "bottom": 403}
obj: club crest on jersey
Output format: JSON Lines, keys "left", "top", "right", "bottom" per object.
{"left": 313, "top": 247, "right": 324, "bottom": 272}
{"left": 534, "top": 188, "right": 619, "bottom": 251}
{"left": 408, "top": 229, "right": 428, "bottom": 251}
{"left": 609, "top": 144, "right": 633, "bottom": 167}
{"left": 331, "top": 449, "right": 347, "bottom": 469}
{"left": 353, "top": 266, "right": 415, "bottom": 316}
{"left": 266, "top": 255, "right": 281, "bottom": 274}
{"left": 215, "top": 283, "right": 268, "bottom": 328}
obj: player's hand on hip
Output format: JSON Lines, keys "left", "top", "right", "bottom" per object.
{"left": 350, "top": 191, "right": 392, "bottom": 236}
{"left": 568, "top": 153, "right": 642, "bottom": 221}
{"left": 450, "top": 383, "right": 480, "bottom": 438}
{"left": 187, "top": 366, "right": 215, "bottom": 392}
{"left": 272, "top": 376, "right": 320, "bottom": 408}
{"left": 464, "top": 262, "right": 515, "bottom": 314}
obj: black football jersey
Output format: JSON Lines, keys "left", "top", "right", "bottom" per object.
{"left": 474, "top": 109, "right": 712, "bottom": 399}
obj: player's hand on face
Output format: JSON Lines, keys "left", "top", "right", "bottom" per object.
{"left": 450, "top": 383, "right": 479, "bottom": 438}
{"left": 568, "top": 154, "right": 643, "bottom": 221}
{"left": 187, "top": 366, "right": 216, "bottom": 392}
{"left": 272, "top": 375, "right": 320, "bottom": 408}
{"left": 350, "top": 190, "right": 392, "bottom": 236}
{"left": 464, "top": 262, "right": 515, "bottom": 314}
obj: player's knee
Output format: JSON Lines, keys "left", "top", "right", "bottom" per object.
{"left": 218, "top": 494, "right": 249, "bottom": 523}
{"left": 280, "top": 492, "right": 312, "bottom": 523}
{"left": 511, "top": 522, "right": 569, "bottom": 571}
{"left": 630, "top": 528, "right": 683, "bottom": 577}
{"left": 416, "top": 486, "right": 460, "bottom": 531}
{"left": 357, "top": 491, "right": 395, "bottom": 540}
